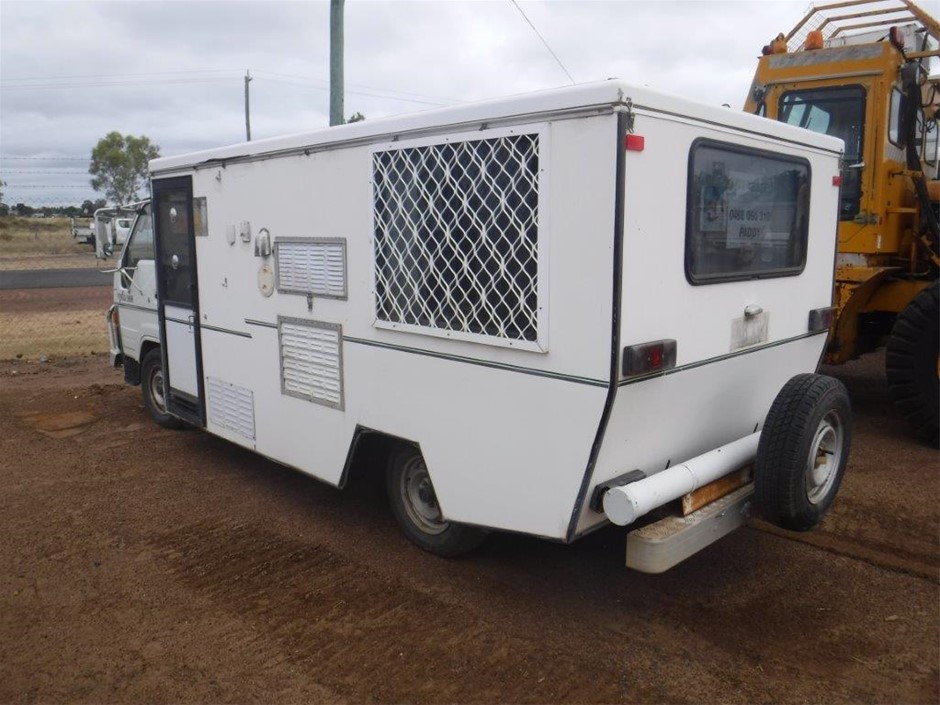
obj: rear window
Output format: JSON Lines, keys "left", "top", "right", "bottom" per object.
{"left": 685, "top": 139, "right": 810, "bottom": 284}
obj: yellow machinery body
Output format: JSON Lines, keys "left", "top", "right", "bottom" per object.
{"left": 744, "top": 0, "right": 939, "bottom": 365}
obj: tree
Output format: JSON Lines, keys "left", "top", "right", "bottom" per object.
{"left": 89, "top": 132, "right": 160, "bottom": 205}
{"left": 347, "top": 112, "right": 366, "bottom": 123}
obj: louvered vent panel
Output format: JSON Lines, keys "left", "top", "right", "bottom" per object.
{"left": 207, "top": 377, "right": 256, "bottom": 440}
{"left": 276, "top": 239, "right": 347, "bottom": 298}
{"left": 279, "top": 318, "right": 344, "bottom": 409}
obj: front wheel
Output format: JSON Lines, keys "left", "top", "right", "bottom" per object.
{"left": 386, "top": 446, "right": 486, "bottom": 557}
{"left": 886, "top": 283, "right": 939, "bottom": 447}
{"left": 755, "top": 374, "right": 853, "bottom": 532}
{"left": 141, "top": 348, "right": 183, "bottom": 429}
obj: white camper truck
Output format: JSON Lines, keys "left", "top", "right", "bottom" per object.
{"left": 108, "top": 80, "right": 852, "bottom": 572}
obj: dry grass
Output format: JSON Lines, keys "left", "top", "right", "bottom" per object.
{"left": 0, "top": 308, "right": 108, "bottom": 359}
{"left": 0, "top": 216, "right": 102, "bottom": 270}
{"left": 0, "top": 216, "right": 91, "bottom": 257}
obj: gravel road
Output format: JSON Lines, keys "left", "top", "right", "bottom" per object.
{"left": 0, "top": 352, "right": 937, "bottom": 704}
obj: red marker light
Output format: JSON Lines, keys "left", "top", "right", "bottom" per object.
{"left": 832, "top": 175, "right": 842, "bottom": 187}
{"left": 622, "top": 339, "right": 677, "bottom": 377}
{"left": 647, "top": 345, "right": 663, "bottom": 369}
{"left": 624, "top": 134, "right": 645, "bottom": 152}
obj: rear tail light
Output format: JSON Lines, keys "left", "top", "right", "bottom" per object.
{"left": 622, "top": 339, "right": 677, "bottom": 377}
{"left": 808, "top": 306, "right": 836, "bottom": 332}
{"left": 624, "top": 134, "right": 645, "bottom": 152}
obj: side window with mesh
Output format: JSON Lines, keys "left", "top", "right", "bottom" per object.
{"left": 372, "top": 133, "right": 541, "bottom": 347}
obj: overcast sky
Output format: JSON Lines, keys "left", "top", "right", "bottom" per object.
{"left": 0, "top": 0, "right": 931, "bottom": 205}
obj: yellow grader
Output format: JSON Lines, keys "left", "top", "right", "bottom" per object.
{"left": 745, "top": 0, "right": 939, "bottom": 445}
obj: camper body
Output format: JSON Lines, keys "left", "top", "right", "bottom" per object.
{"left": 111, "top": 81, "right": 850, "bottom": 570}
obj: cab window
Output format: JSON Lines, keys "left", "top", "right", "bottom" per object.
{"left": 686, "top": 139, "right": 810, "bottom": 284}
{"left": 123, "top": 207, "right": 154, "bottom": 273}
{"left": 779, "top": 85, "right": 865, "bottom": 221}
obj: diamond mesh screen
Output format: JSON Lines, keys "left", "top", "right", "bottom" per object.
{"left": 373, "top": 133, "right": 540, "bottom": 343}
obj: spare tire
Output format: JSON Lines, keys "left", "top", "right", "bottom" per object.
{"left": 755, "top": 374, "right": 852, "bottom": 532}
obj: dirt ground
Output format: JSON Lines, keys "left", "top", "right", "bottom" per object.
{"left": 0, "top": 352, "right": 937, "bottom": 704}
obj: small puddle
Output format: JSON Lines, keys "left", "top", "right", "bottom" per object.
{"left": 16, "top": 410, "right": 97, "bottom": 438}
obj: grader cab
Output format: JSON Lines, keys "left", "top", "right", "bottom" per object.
{"left": 745, "top": 0, "right": 939, "bottom": 445}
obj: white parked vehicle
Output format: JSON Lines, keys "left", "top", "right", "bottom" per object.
{"left": 93, "top": 203, "right": 145, "bottom": 258}
{"left": 108, "top": 80, "right": 852, "bottom": 571}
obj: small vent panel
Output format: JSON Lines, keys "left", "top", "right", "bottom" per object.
{"left": 207, "top": 377, "right": 256, "bottom": 440}
{"left": 279, "top": 318, "right": 344, "bottom": 409}
{"left": 275, "top": 239, "right": 347, "bottom": 298}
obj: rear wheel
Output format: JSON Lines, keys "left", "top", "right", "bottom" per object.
{"left": 141, "top": 348, "right": 183, "bottom": 429}
{"left": 886, "top": 283, "right": 939, "bottom": 447}
{"left": 755, "top": 374, "right": 852, "bottom": 531}
{"left": 386, "top": 446, "right": 486, "bottom": 557}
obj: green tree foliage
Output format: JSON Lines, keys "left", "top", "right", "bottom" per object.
{"left": 89, "top": 132, "right": 160, "bottom": 205}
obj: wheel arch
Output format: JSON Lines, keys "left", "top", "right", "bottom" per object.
{"left": 337, "top": 426, "right": 422, "bottom": 491}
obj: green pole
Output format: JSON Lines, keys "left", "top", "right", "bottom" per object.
{"left": 330, "top": 0, "right": 345, "bottom": 126}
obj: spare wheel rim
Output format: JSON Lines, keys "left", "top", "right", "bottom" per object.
{"left": 806, "top": 410, "right": 843, "bottom": 505}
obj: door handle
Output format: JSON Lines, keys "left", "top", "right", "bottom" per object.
{"left": 744, "top": 304, "right": 763, "bottom": 319}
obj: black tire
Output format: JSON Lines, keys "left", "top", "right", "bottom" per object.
{"left": 141, "top": 348, "right": 183, "bottom": 429}
{"left": 755, "top": 374, "right": 852, "bottom": 532}
{"left": 385, "top": 446, "right": 486, "bottom": 557}
{"left": 886, "top": 283, "right": 939, "bottom": 447}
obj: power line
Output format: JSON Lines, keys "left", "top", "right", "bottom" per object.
{"left": 1, "top": 68, "right": 462, "bottom": 107}
{"left": 0, "top": 69, "right": 238, "bottom": 82}
{"left": 508, "top": 0, "right": 575, "bottom": 85}
{"left": 0, "top": 77, "right": 238, "bottom": 91}
{"left": 257, "top": 74, "right": 448, "bottom": 107}
{"left": 252, "top": 69, "right": 461, "bottom": 105}
{"left": 1, "top": 156, "right": 88, "bottom": 161}
{"left": 2, "top": 170, "right": 88, "bottom": 174}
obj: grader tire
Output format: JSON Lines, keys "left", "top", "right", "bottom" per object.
{"left": 886, "top": 283, "right": 939, "bottom": 448}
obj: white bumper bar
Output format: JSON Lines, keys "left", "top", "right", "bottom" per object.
{"left": 602, "top": 432, "right": 760, "bottom": 526}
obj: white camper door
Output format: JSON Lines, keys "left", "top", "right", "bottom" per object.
{"left": 153, "top": 176, "right": 205, "bottom": 426}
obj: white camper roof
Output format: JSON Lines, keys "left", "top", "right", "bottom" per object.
{"left": 150, "top": 79, "right": 843, "bottom": 174}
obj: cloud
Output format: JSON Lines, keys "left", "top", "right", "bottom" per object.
{"left": 0, "top": 0, "right": 820, "bottom": 204}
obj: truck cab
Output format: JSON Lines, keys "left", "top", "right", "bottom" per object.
{"left": 745, "top": 0, "right": 940, "bottom": 445}
{"left": 107, "top": 202, "right": 165, "bottom": 414}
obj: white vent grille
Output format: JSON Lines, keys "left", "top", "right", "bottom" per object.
{"left": 275, "top": 238, "right": 347, "bottom": 298}
{"left": 373, "top": 133, "right": 539, "bottom": 343}
{"left": 278, "top": 318, "right": 344, "bottom": 409}
{"left": 207, "top": 377, "right": 256, "bottom": 440}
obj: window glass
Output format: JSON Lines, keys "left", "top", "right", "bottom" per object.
{"left": 914, "top": 106, "right": 924, "bottom": 159}
{"left": 373, "top": 134, "right": 539, "bottom": 342}
{"left": 779, "top": 86, "right": 864, "bottom": 220}
{"left": 888, "top": 89, "right": 904, "bottom": 146}
{"left": 123, "top": 208, "right": 153, "bottom": 271}
{"left": 686, "top": 141, "right": 810, "bottom": 284}
{"left": 925, "top": 118, "right": 938, "bottom": 166}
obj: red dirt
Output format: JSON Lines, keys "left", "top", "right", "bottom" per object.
{"left": 0, "top": 352, "right": 937, "bottom": 704}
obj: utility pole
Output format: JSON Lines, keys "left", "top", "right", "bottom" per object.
{"left": 244, "top": 70, "right": 252, "bottom": 141}
{"left": 329, "top": 0, "right": 344, "bottom": 126}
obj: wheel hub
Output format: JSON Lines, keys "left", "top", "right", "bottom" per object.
{"left": 150, "top": 367, "right": 167, "bottom": 413}
{"left": 400, "top": 458, "right": 447, "bottom": 535}
{"left": 806, "top": 411, "right": 844, "bottom": 505}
